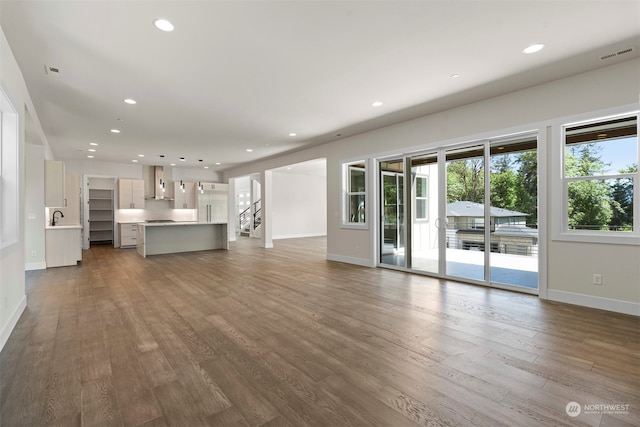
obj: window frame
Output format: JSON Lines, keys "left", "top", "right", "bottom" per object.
{"left": 0, "top": 87, "right": 20, "bottom": 249}
{"left": 341, "top": 160, "right": 368, "bottom": 229}
{"left": 414, "top": 174, "right": 428, "bottom": 221}
{"left": 554, "top": 108, "right": 640, "bottom": 245}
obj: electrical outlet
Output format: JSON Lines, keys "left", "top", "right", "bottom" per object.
{"left": 593, "top": 274, "right": 603, "bottom": 285}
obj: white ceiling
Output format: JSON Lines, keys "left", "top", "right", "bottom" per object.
{"left": 1, "top": 1, "right": 638, "bottom": 173}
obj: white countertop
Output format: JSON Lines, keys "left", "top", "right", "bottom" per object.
{"left": 45, "top": 224, "right": 82, "bottom": 230}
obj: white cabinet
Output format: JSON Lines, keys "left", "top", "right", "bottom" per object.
{"left": 118, "top": 179, "right": 145, "bottom": 209}
{"left": 120, "top": 223, "right": 138, "bottom": 247}
{"left": 46, "top": 227, "right": 82, "bottom": 267}
{"left": 173, "top": 181, "right": 196, "bottom": 209}
{"left": 45, "top": 160, "right": 65, "bottom": 207}
{"left": 199, "top": 182, "right": 228, "bottom": 191}
{"left": 197, "top": 190, "right": 228, "bottom": 223}
{"left": 57, "top": 174, "right": 81, "bottom": 225}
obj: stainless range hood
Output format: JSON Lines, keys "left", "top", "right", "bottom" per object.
{"left": 144, "top": 165, "right": 173, "bottom": 200}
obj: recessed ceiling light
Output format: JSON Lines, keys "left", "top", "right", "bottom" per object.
{"left": 123, "top": 98, "right": 137, "bottom": 105}
{"left": 154, "top": 19, "right": 174, "bottom": 32}
{"left": 89, "top": 142, "right": 98, "bottom": 146}
{"left": 287, "top": 167, "right": 292, "bottom": 170}
{"left": 132, "top": 159, "right": 138, "bottom": 163}
{"left": 450, "top": 74, "right": 460, "bottom": 79}
{"left": 88, "top": 148, "right": 96, "bottom": 152}
{"left": 138, "top": 154, "right": 144, "bottom": 157}
{"left": 371, "top": 101, "right": 383, "bottom": 107}
{"left": 87, "top": 155, "right": 94, "bottom": 158}
{"left": 179, "top": 157, "right": 185, "bottom": 161}
{"left": 288, "top": 132, "right": 297, "bottom": 137}
{"left": 246, "top": 149, "right": 253, "bottom": 152}
{"left": 110, "top": 129, "right": 120, "bottom": 133}
{"left": 523, "top": 43, "right": 544, "bottom": 54}
{"left": 204, "top": 166, "right": 209, "bottom": 169}
{"left": 215, "top": 162, "right": 221, "bottom": 165}
{"left": 170, "top": 163, "right": 176, "bottom": 166}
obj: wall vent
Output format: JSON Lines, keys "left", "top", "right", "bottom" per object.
{"left": 600, "top": 47, "right": 634, "bottom": 61}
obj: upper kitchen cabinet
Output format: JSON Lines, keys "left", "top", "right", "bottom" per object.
{"left": 45, "top": 160, "right": 65, "bottom": 207}
{"left": 200, "top": 182, "right": 228, "bottom": 191}
{"left": 173, "top": 181, "right": 196, "bottom": 209}
{"left": 58, "top": 174, "right": 81, "bottom": 224}
{"left": 118, "top": 179, "right": 145, "bottom": 209}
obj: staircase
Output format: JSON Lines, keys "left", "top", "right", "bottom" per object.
{"left": 239, "top": 199, "right": 261, "bottom": 236}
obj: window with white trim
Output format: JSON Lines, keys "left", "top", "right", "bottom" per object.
{"left": 342, "top": 161, "right": 367, "bottom": 227}
{"left": 562, "top": 113, "right": 638, "bottom": 238}
{"left": 414, "top": 175, "right": 428, "bottom": 220}
{"left": 1, "top": 88, "right": 19, "bottom": 247}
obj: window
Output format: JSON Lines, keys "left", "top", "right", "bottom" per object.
{"left": 562, "top": 113, "right": 638, "bottom": 240}
{"left": 414, "top": 175, "right": 428, "bottom": 220}
{"left": 343, "top": 161, "right": 366, "bottom": 227}
{"left": 1, "top": 88, "right": 19, "bottom": 248}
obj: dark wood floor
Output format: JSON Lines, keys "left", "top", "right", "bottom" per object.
{"left": 1, "top": 237, "right": 638, "bottom": 426}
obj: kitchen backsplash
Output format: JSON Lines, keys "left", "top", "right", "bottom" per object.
{"left": 117, "top": 199, "right": 197, "bottom": 223}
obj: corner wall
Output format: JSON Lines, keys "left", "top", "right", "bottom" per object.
{"left": 0, "top": 26, "right": 51, "bottom": 350}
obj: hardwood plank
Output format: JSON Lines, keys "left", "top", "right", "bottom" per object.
{"left": 1, "top": 238, "right": 638, "bottom": 427}
{"left": 80, "top": 377, "right": 123, "bottom": 427}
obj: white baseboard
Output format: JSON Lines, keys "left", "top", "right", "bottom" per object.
{"left": 273, "top": 233, "right": 326, "bottom": 240}
{"left": 0, "top": 295, "right": 27, "bottom": 352}
{"left": 546, "top": 290, "right": 640, "bottom": 316}
{"left": 25, "top": 261, "right": 47, "bottom": 271}
{"left": 326, "top": 253, "right": 375, "bottom": 268}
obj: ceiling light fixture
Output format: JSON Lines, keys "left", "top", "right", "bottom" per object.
{"left": 87, "top": 155, "right": 94, "bottom": 158}
{"left": 88, "top": 148, "right": 96, "bottom": 152}
{"left": 179, "top": 157, "right": 185, "bottom": 161}
{"left": 246, "top": 149, "right": 253, "bottom": 152}
{"left": 215, "top": 162, "right": 221, "bottom": 165}
{"left": 204, "top": 166, "right": 209, "bottom": 169}
{"left": 288, "top": 132, "right": 297, "bottom": 137}
{"left": 170, "top": 163, "right": 176, "bottom": 166}
{"left": 154, "top": 19, "right": 174, "bottom": 32}
{"left": 523, "top": 43, "right": 544, "bottom": 54}
{"left": 138, "top": 154, "right": 144, "bottom": 157}
{"left": 450, "top": 74, "right": 460, "bottom": 79}
{"left": 132, "top": 159, "right": 138, "bottom": 162}
{"left": 89, "top": 142, "right": 98, "bottom": 146}
{"left": 371, "top": 101, "right": 383, "bottom": 107}
{"left": 110, "top": 129, "right": 120, "bottom": 133}
{"left": 123, "top": 98, "right": 137, "bottom": 105}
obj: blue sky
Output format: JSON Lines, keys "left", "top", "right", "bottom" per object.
{"left": 600, "top": 137, "right": 637, "bottom": 173}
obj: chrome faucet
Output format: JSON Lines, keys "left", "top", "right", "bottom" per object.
{"left": 51, "top": 210, "right": 64, "bottom": 226}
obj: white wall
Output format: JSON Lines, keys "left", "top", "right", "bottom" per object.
{"left": 24, "top": 143, "right": 46, "bottom": 270}
{"left": 224, "top": 59, "right": 640, "bottom": 314}
{"left": 0, "top": 26, "right": 53, "bottom": 350}
{"left": 272, "top": 171, "right": 327, "bottom": 239}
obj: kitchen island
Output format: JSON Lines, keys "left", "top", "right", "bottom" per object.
{"left": 136, "top": 222, "right": 228, "bottom": 257}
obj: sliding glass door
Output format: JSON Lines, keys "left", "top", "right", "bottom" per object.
{"left": 378, "top": 134, "right": 539, "bottom": 292}
{"left": 380, "top": 159, "right": 405, "bottom": 267}
{"left": 444, "top": 145, "right": 486, "bottom": 282}
{"left": 410, "top": 153, "right": 440, "bottom": 275}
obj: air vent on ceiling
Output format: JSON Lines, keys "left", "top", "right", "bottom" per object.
{"left": 600, "top": 47, "right": 634, "bottom": 61}
{"left": 44, "top": 64, "right": 60, "bottom": 75}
